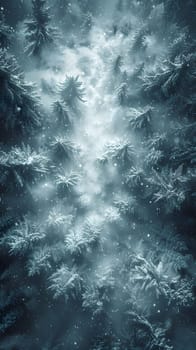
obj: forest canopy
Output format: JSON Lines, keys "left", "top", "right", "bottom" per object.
{"left": 0, "top": 1, "right": 195, "bottom": 349}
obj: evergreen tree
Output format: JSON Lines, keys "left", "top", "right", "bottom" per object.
{"left": 0, "top": 50, "right": 41, "bottom": 142}
{"left": 25, "top": 0, "right": 57, "bottom": 57}
{"left": 0, "top": 8, "right": 12, "bottom": 50}
{"left": 0, "top": 52, "right": 45, "bottom": 340}
{"left": 60, "top": 76, "right": 86, "bottom": 110}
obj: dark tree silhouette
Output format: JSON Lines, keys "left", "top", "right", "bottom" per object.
{"left": 25, "top": 0, "right": 57, "bottom": 57}
{"left": 0, "top": 8, "right": 12, "bottom": 49}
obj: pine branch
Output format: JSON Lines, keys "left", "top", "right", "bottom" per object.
{"left": 25, "top": 0, "right": 58, "bottom": 57}
{"left": 128, "top": 108, "right": 153, "bottom": 137}
{"left": 60, "top": 76, "right": 86, "bottom": 109}
{"left": 2, "top": 218, "right": 45, "bottom": 255}
{"left": 50, "top": 136, "right": 79, "bottom": 162}
{"left": 0, "top": 51, "right": 41, "bottom": 137}
{"left": 47, "top": 208, "right": 74, "bottom": 230}
{"left": 0, "top": 8, "right": 13, "bottom": 49}
{"left": 149, "top": 167, "right": 187, "bottom": 213}
{"left": 27, "top": 245, "right": 51, "bottom": 276}
{"left": 0, "top": 144, "right": 48, "bottom": 188}
{"left": 48, "top": 265, "right": 82, "bottom": 300}
{"left": 55, "top": 170, "right": 80, "bottom": 196}
{"left": 101, "top": 139, "right": 135, "bottom": 169}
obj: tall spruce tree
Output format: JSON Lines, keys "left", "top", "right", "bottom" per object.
{"left": 25, "top": 0, "right": 56, "bottom": 58}
{"left": 0, "top": 8, "right": 12, "bottom": 50}
{"left": 0, "top": 51, "right": 41, "bottom": 142}
{"left": 0, "top": 50, "right": 45, "bottom": 341}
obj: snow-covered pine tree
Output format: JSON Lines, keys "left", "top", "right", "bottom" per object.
{"left": 0, "top": 50, "right": 41, "bottom": 142}
{"left": 0, "top": 7, "right": 12, "bottom": 50}
{"left": 0, "top": 49, "right": 46, "bottom": 338}
{"left": 60, "top": 75, "right": 86, "bottom": 110}
{"left": 25, "top": 0, "right": 57, "bottom": 58}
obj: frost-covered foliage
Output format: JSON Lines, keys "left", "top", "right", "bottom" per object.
{"left": 129, "top": 108, "right": 153, "bottom": 137}
{"left": 150, "top": 167, "right": 187, "bottom": 213}
{"left": 55, "top": 170, "right": 80, "bottom": 196}
{"left": 1, "top": 218, "right": 45, "bottom": 255}
{"left": 143, "top": 54, "right": 196, "bottom": 101}
{"left": 50, "top": 137, "right": 79, "bottom": 164}
{"left": 0, "top": 8, "right": 12, "bottom": 49}
{"left": 0, "top": 1, "right": 195, "bottom": 350}
{"left": 99, "top": 139, "right": 135, "bottom": 169}
{"left": 0, "top": 145, "right": 48, "bottom": 189}
{"left": 25, "top": 0, "right": 58, "bottom": 57}
{"left": 48, "top": 265, "right": 82, "bottom": 300}
{"left": 60, "top": 76, "right": 86, "bottom": 110}
{"left": 0, "top": 50, "right": 41, "bottom": 140}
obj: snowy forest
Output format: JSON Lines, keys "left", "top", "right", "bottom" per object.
{"left": 0, "top": 0, "right": 195, "bottom": 349}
